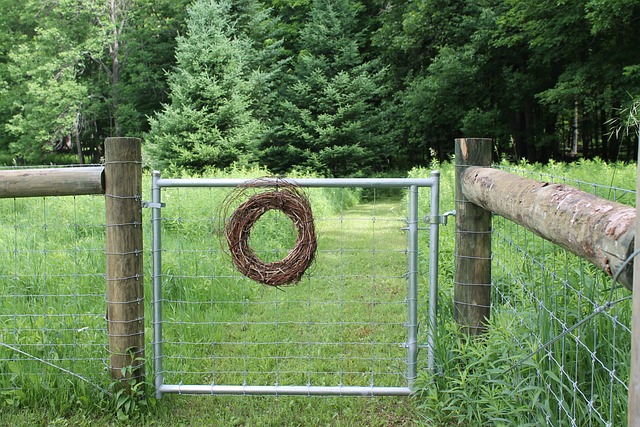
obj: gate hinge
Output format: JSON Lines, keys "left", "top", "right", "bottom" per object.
{"left": 142, "top": 201, "right": 166, "bottom": 209}
{"left": 424, "top": 210, "right": 456, "bottom": 225}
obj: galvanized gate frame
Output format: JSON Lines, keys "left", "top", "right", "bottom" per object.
{"left": 151, "top": 172, "right": 441, "bottom": 397}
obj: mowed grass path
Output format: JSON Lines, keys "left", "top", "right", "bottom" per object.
{"left": 3, "top": 195, "right": 423, "bottom": 426}
{"left": 161, "top": 195, "right": 410, "bottom": 389}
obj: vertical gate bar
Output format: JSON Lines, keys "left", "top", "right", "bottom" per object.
{"left": 428, "top": 171, "right": 440, "bottom": 371}
{"left": 407, "top": 185, "right": 419, "bottom": 387}
{"left": 152, "top": 171, "right": 164, "bottom": 399}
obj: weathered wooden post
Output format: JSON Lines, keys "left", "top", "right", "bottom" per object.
{"left": 454, "top": 138, "right": 492, "bottom": 335}
{"left": 104, "top": 137, "right": 145, "bottom": 385}
{"left": 0, "top": 167, "right": 104, "bottom": 198}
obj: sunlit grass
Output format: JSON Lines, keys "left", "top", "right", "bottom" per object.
{"left": 157, "top": 192, "right": 411, "bottom": 390}
{"left": 0, "top": 168, "right": 425, "bottom": 425}
{"left": 1, "top": 158, "right": 634, "bottom": 425}
{"left": 411, "top": 159, "right": 635, "bottom": 426}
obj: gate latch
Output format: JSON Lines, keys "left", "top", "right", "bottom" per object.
{"left": 142, "top": 201, "right": 166, "bottom": 209}
{"left": 425, "top": 210, "right": 456, "bottom": 225}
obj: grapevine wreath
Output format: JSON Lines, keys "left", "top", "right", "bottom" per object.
{"left": 221, "top": 178, "right": 317, "bottom": 287}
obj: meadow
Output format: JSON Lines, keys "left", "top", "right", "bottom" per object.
{"left": 0, "top": 159, "right": 637, "bottom": 426}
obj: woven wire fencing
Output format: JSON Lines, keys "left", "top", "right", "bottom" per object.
{"left": 0, "top": 194, "right": 108, "bottom": 400}
{"left": 491, "top": 165, "right": 633, "bottom": 426}
{"left": 153, "top": 184, "right": 434, "bottom": 395}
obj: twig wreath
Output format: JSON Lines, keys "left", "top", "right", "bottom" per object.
{"left": 220, "top": 178, "right": 317, "bottom": 287}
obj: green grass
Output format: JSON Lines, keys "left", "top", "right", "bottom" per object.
{"left": 157, "top": 190, "right": 411, "bottom": 390}
{"left": 0, "top": 159, "right": 636, "bottom": 425}
{"left": 0, "top": 168, "right": 424, "bottom": 426}
{"left": 410, "top": 159, "right": 635, "bottom": 426}
{"left": 0, "top": 394, "right": 419, "bottom": 426}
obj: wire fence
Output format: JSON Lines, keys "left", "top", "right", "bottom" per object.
{"left": 0, "top": 194, "right": 109, "bottom": 399}
{"left": 491, "top": 165, "right": 633, "bottom": 426}
{"left": 0, "top": 159, "right": 633, "bottom": 424}
{"left": 152, "top": 183, "right": 436, "bottom": 396}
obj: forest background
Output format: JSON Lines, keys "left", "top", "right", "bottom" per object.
{"left": 1, "top": 0, "right": 639, "bottom": 176}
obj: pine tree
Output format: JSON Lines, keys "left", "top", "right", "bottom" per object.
{"left": 260, "top": 0, "right": 393, "bottom": 177}
{"left": 146, "top": 0, "right": 263, "bottom": 170}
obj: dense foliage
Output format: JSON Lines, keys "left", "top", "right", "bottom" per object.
{"left": 1, "top": 0, "right": 640, "bottom": 171}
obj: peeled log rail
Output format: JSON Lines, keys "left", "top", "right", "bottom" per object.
{"left": 461, "top": 166, "right": 636, "bottom": 291}
{"left": 0, "top": 167, "right": 104, "bottom": 198}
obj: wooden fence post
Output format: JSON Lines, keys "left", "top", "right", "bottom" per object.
{"left": 104, "top": 137, "right": 145, "bottom": 385}
{"left": 454, "top": 138, "right": 492, "bottom": 335}
{"left": 0, "top": 167, "right": 104, "bottom": 198}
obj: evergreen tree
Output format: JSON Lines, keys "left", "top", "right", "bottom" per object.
{"left": 145, "top": 0, "right": 264, "bottom": 171}
{"left": 260, "top": 0, "right": 393, "bottom": 176}
{"left": 118, "top": 0, "right": 191, "bottom": 136}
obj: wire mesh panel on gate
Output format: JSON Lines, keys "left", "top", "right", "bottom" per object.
{"left": 151, "top": 179, "right": 436, "bottom": 396}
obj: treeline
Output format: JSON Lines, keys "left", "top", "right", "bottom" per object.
{"left": 1, "top": 0, "right": 639, "bottom": 174}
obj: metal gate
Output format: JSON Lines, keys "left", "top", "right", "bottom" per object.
{"left": 150, "top": 173, "right": 440, "bottom": 397}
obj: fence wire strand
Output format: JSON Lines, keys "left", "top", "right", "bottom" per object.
{"left": 492, "top": 165, "right": 633, "bottom": 426}
{"left": 154, "top": 185, "right": 427, "bottom": 394}
{"left": 0, "top": 195, "right": 109, "bottom": 398}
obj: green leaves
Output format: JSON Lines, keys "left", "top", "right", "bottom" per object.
{"left": 4, "top": 25, "right": 88, "bottom": 162}
{"left": 145, "top": 0, "right": 264, "bottom": 171}
{"left": 2, "top": 0, "right": 639, "bottom": 166}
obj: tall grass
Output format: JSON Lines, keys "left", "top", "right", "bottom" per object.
{"left": 1, "top": 159, "right": 635, "bottom": 426}
{"left": 154, "top": 172, "right": 410, "bottom": 391}
{"left": 0, "top": 193, "right": 108, "bottom": 415}
{"left": 410, "top": 159, "right": 635, "bottom": 426}
{"left": 2, "top": 166, "right": 421, "bottom": 425}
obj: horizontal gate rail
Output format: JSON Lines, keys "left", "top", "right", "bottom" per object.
{"left": 151, "top": 172, "right": 440, "bottom": 398}
{"left": 155, "top": 177, "right": 438, "bottom": 188}
{"left": 159, "top": 384, "right": 412, "bottom": 396}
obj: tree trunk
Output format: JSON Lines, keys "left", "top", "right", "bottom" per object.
{"left": 512, "top": 111, "right": 525, "bottom": 161}
{"left": 600, "top": 108, "right": 609, "bottom": 159}
{"left": 109, "top": 0, "right": 127, "bottom": 137}
{"left": 75, "top": 113, "right": 85, "bottom": 165}
{"left": 630, "top": 135, "right": 638, "bottom": 162}
{"left": 524, "top": 99, "right": 536, "bottom": 161}
{"left": 609, "top": 103, "right": 622, "bottom": 162}
{"left": 582, "top": 112, "right": 592, "bottom": 159}
{"left": 571, "top": 101, "right": 579, "bottom": 157}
